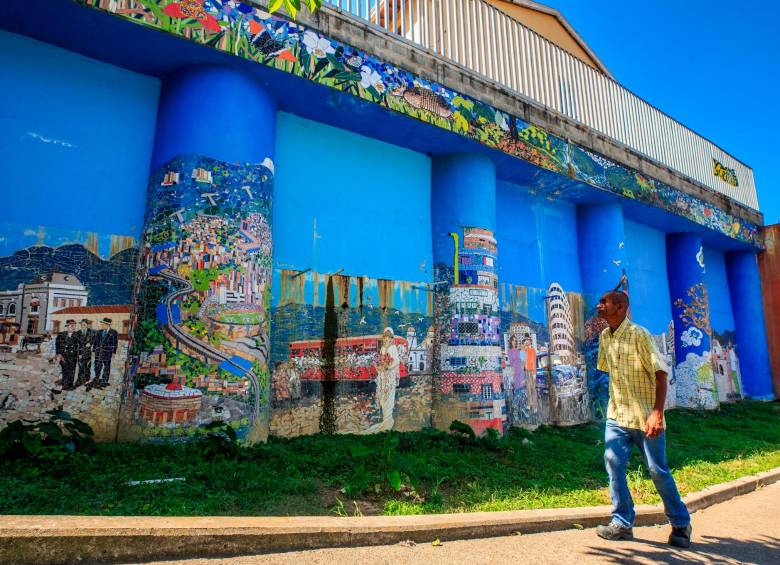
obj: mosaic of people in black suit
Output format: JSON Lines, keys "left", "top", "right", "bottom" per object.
{"left": 88, "top": 318, "right": 118, "bottom": 390}
{"left": 54, "top": 319, "right": 79, "bottom": 390}
{"left": 75, "top": 319, "right": 94, "bottom": 387}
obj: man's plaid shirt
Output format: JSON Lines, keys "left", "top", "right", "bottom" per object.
{"left": 597, "top": 317, "right": 671, "bottom": 430}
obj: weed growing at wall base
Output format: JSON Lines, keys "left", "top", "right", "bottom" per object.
{"left": 0, "top": 401, "right": 778, "bottom": 516}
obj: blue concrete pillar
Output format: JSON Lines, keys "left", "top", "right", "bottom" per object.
{"left": 577, "top": 202, "right": 628, "bottom": 297}
{"left": 726, "top": 250, "right": 774, "bottom": 399}
{"left": 151, "top": 66, "right": 276, "bottom": 168}
{"left": 122, "top": 67, "right": 277, "bottom": 444}
{"left": 431, "top": 154, "right": 497, "bottom": 263}
{"left": 576, "top": 201, "right": 627, "bottom": 420}
{"left": 666, "top": 233, "right": 718, "bottom": 409}
{"left": 431, "top": 154, "right": 505, "bottom": 435}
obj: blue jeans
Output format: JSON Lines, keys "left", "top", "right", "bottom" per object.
{"left": 604, "top": 419, "right": 690, "bottom": 528}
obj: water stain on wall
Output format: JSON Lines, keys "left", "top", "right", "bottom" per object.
{"left": 378, "top": 279, "right": 394, "bottom": 312}
{"left": 320, "top": 276, "right": 338, "bottom": 434}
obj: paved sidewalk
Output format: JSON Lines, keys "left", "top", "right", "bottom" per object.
{"left": 153, "top": 480, "right": 780, "bottom": 565}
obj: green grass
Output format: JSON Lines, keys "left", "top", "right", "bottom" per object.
{"left": 1, "top": 401, "right": 779, "bottom": 517}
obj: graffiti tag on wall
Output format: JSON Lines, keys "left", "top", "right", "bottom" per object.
{"left": 713, "top": 159, "right": 739, "bottom": 187}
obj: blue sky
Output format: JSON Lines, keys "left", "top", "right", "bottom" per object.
{"left": 542, "top": 0, "right": 780, "bottom": 225}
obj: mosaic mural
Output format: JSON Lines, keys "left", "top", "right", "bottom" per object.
{"left": 431, "top": 228, "right": 507, "bottom": 436}
{"left": 0, "top": 223, "right": 138, "bottom": 440}
{"left": 569, "top": 146, "right": 758, "bottom": 246}
{"left": 118, "top": 155, "right": 273, "bottom": 443}
{"left": 580, "top": 276, "right": 676, "bottom": 417}
{"left": 660, "top": 321, "right": 678, "bottom": 410}
{"left": 270, "top": 270, "right": 433, "bottom": 437}
{"left": 711, "top": 328, "right": 743, "bottom": 404}
{"left": 499, "top": 281, "right": 590, "bottom": 428}
{"left": 73, "top": 0, "right": 761, "bottom": 247}
{"left": 4, "top": 1, "right": 757, "bottom": 445}
{"left": 672, "top": 280, "right": 719, "bottom": 409}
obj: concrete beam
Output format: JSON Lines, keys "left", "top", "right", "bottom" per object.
{"left": 296, "top": 6, "right": 763, "bottom": 227}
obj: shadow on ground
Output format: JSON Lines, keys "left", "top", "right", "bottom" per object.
{"left": 584, "top": 535, "right": 780, "bottom": 564}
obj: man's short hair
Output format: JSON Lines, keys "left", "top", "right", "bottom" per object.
{"left": 605, "top": 290, "right": 630, "bottom": 308}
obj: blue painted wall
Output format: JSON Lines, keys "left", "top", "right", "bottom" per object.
{"left": 497, "top": 181, "right": 582, "bottom": 321}
{"left": 624, "top": 220, "right": 672, "bottom": 334}
{"left": 704, "top": 247, "right": 736, "bottom": 335}
{"left": 272, "top": 112, "right": 432, "bottom": 293}
{"left": 497, "top": 181, "right": 542, "bottom": 289}
{"left": 0, "top": 31, "right": 159, "bottom": 245}
{"left": 726, "top": 251, "right": 774, "bottom": 398}
{"left": 498, "top": 182, "right": 582, "bottom": 279}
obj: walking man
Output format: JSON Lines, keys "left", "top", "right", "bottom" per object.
{"left": 89, "top": 317, "right": 118, "bottom": 390}
{"left": 595, "top": 290, "right": 691, "bottom": 548}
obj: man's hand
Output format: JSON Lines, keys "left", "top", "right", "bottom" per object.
{"left": 55, "top": 354, "right": 63, "bottom": 363}
{"left": 644, "top": 409, "right": 664, "bottom": 438}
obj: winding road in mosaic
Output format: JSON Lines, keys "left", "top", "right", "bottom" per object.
{"left": 158, "top": 267, "right": 261, "bottom": 420}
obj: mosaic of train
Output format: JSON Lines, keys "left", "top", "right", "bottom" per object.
{"left": 270, "top": 271, "right": 434, "bottom": 437}
{"left": 75, "top": 0, "right": 761, "bottom": 246}
{"left": 117, "top": 155, "right": 274, "bottom": 444}
{"left": 0, "top": 223, "right": 138, "bottom": 440}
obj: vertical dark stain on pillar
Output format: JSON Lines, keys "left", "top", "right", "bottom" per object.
{"left": 378, "top": 279, "right": 394, "bottom": 313}
{"left": 336, "top": 274, "right": 350, "bottom": 309}
{"left": 320, "top": 276, "right": 337, "bottom": 434}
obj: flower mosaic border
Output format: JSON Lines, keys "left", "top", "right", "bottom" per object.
{"left": 73, "top": 0, "right": 761, "bottom": 247}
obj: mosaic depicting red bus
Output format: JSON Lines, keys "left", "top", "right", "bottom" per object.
{"left": 288, "top": 334, "right": 410, "bottom": 381}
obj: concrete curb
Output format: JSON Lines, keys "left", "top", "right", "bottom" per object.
{"left": 2, "top": 467, "right": 779, "bottom": 564}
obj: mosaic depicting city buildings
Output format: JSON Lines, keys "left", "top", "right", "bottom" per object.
{"left": 500, "top": 282, "right": 590, "bottom": 428}
{"left": 1, "top": 2, "right": 765, "bottom": 449}
{"left": 432, "top": 228, "right": 507, "bottom": 436}
{"left": 270, "top": 271, "right": 434, "bottom": 437}
{"left": 0, "top": 223, "right": 138, "bottom": 439}
{"left": 711, "top": 329, "right": 743, "bottom": 404}
{"left": 118, "top": 155, "right": 273, "bottom": 443}
{"left": 73, "top": 0, "right": 761, "bottom": 247}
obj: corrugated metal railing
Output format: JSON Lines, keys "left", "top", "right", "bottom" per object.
{"left": 322, "top": 0, "right": 758, "bottom": 210}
